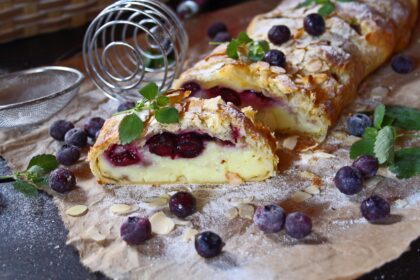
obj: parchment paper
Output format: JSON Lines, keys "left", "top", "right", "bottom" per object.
{"left": 1, "top": 15, "right": 420, "bottom": 280}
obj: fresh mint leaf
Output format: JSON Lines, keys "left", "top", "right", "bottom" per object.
{"left": 337, "top": 0, "right": 354, "bottom": 2}
{"left": 296, "top": 0, "right": 314, "bottom": 8}
{"left": 155, "top": 107, "right": 179, "bottom": 124}
{"left": 315, "top": 0, "right": 330, "bottom": 4}
{"left": 389, "top": 147, "right": 420, "bottom": 179}
{"left": 156, "top": 95, "right": 169, "bottom": 107}
{"left": 13, "top": 178, "right": 38, "bottom": 197}
{"left": 226, "top": 39, "right": 239, "bottom": 59}
{"left": 26, "top": 165, "right": 47, "bottom": 184}
{"left": 27, "top": 154, "right": 58, "bottom": 172}
{"left": 139, "top": 82, "right": 159, "bottom": 101}
{"left": 237, "top": 32, "right": 252, "bottom": 44}
{"left": 385, "top": 105, "right": 420, "bottom": 131}
{"left": 349, "top": 127, "right": 377, "bottom": 159}
{"left": 318, "top": 2, "right": 335, "bottom": 16}
{"left": 247, "top": 41, "right": 269, "bottom": 62}
{"left": 374, "top": 126, "right": 396, "bottom": 164}
{"left": 373, "top": 104, "right": 385, "bottom": 129}
{"left": 118, "top": 113, "right": 144, "bottom": 144}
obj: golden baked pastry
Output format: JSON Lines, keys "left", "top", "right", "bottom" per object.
{"left": 174, "top": 0, "right": 418, "bottom": 142}
{"left": 89, "top": 96, "right": 278, "bottom": 185}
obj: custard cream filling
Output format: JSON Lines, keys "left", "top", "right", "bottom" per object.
{"left": 97, "top": 142, "right": 276, "bottom": 184}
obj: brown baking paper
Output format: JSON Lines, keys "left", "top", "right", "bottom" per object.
{"left": 1, "top": 20, "right": 420, "bottom": 280}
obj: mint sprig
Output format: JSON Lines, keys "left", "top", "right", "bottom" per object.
{"left": 117, "top": 82, "right": 180, "bottom": 144}
{"left": 349, "top": 104, "right": 420, "bottom": 179}
{"left": 0, "top": 154, "right": 58, "bottom": 196}
{"left": 211, "top": 32, "right": 270, "bottom": 63}
{"left": 296, "top": 0, "right": 353, "bottom": 17}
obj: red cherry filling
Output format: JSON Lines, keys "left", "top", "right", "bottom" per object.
{"left": 146, "top": 132, "right": 234, "bottom": 159}
{"left": 105, "top": 143, "right": 141, "bottom": 166}
{"left": 182, "top": 82, "right": 201, "bottom": 94}
{"left": 218, "top": 88, "right": 241, "bottom": 106}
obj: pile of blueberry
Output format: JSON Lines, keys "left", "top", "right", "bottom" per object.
{"left": 207, "top": 22, "right": 231, "bottom": 43}
{"left": 253, "top": 204, "right": 312, "bottom": 239}
{"left": 46, "top": 117, "right": 105, "bottom": 194}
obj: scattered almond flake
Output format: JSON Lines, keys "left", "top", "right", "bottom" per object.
{"left": 331, "top": 131, "right": 347, "bottom": 140}
{"left": 226, "top": 172, "right": 244, "bottom": 184}
{"left": 237, "top": 204, "right": 254, "bottom": 220}
{"left": 300, "top": 143, "right": 319, "bottom": 152}
{"left": 394, "top": 199, "right": 408, "bottom": 208}
{"left": 149, "top": 211, "right": 175, "bottom": 235}
{"left": 172, "top": 217, "right": 192, "bottom": 226}
{"left": 371, "top": 86, "right": 389, "bottom": 96}
{"left": 377, "top": 167, "right": 397, "bottom": 179}
{"left": 225, "top": 207, "right": 238, "bottom": 220}
{"left": 343, "top": 135, "right": 360, "bottom": 146}
{"left": 241, "top": 106, "right": 256, "bottom": 121}
{"left": 291, "top": 191, "right": 312, "bottom": 203}
{"left": 304, "top": 185, "right": 320, "bottom": 195}
{"left": 299, "top": 171, "right": 317, "bottom": 180}
{"left": 365, "top": 176, "right": 383, "bottom": 189}
{"left": 270, "top": 66, "right": 286, "bottom": 74}
{"left": 110, "top": 204, "right": 136, "bottom": 215}
{"left": 141, "top": 197, "right": 168, "bottom": 210}
{"left": 86, "top": 226, "right": 106, "bottom": 243}
{"left": 66, "top": 205, "right": 88, "bottom": 217}
{"left": 160, "top": 193, "right": 171, "bottom": 200}
{"left": 182, "top": 228, "right": 198, "bottom": 242}
{"left": 283, "top": 135, "right": 299, "bottom": 150}
{"left": 230, "top": 196, "right": 254, "bottom": 206}
{"left": 305, "top": 59, "right": 323, "bottom": 72}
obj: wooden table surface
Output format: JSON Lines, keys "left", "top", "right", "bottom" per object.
{"left": 0, "top": 1, "right": 419, "bottom": 279}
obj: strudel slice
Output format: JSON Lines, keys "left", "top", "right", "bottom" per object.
{"left": 88, "top": 96, "right": 278, "bottom": 185}
{"left": 174, "top": 0, "right": 417, "bottom": 142}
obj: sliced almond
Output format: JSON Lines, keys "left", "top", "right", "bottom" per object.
{"left": 283, "top": 136, "right": 299, "bottom": 150}
{"left": 238, "top": 204, "right": 254, "bottom": 220}
{"left": 225, "top": 207, "right": 238, "bottom": 220}
{"left": 86, "top": 226, "right": 106, "bottom": 243}
{"left": 182, "top": 228, "right": 198, "bottom": 242}
{"left": 371, "top": 86, "right": 389, "bottom": 96}
{"left": 110, "top": 204, "right": 136, "bottom": 215}
{"left": 230, "top": 196, "right": 254, "bottom": 207}
{"left": 299, "top": 171, "right": 317, "bottom": 180}
{"left": 291, "top": 191, "right": 312, "bottom": 203}
{"left": 304, "top": 185, "right": 320, "bottom": 195}
{"left": 394, "top": 199, "right": 408, "bottom": 208}
{"left": 226, "top": 172, "right": 244, "bottom": 184}
{"left": 365, "top": 176, "right": 383, "bottom": 189}
{"left": 66, "top": 205, "right": 88, "bottom": 217}
{"left": 172, "top": 217, "right": 192, "bottom": 226}
{"left": 143, "top": 197, "right": 168, "bottom": 210}
{"left": 149, "top": 211, "right": 175, "bottom": 235}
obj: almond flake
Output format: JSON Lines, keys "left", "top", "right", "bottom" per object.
{"left": 299, "top": 171, "right": 317, "bottom": 180}
{"left": 283, "top": 136, "right": 299, "bottom": 150}
{"left": 238, "top": 204, "right": 254, "bottom": 219}
{"left": 172, "top": 217, "right": 192, "bottom": 226}
{"left": 365, "top": 176, "right": 383, "bottom": 189}
{"left": 304, "top": 185, "right": 320, "bottom": 195}
{"left": 291, "top": 191, "right": 312, "bottom": 203}
{"left": 225, "top": 207, "right": 238, "bottom": 220}
{"left": 230, "top": 196, "right": 254, "bottom": 206}
{"left": 86, "top": 226, "right": 106, "bottom": 243}
{"left": 143, "top": 197, "right": 168, "bottom": 210}
{"left": 394, "top": 199, "right": 408, "bottom": 208}
{"left": 305, "top": 59, "right": 323, "bottom": 72}
{"left": 182, "top": 228, "right": 198, "bottom": 242}
{"left": 66, "top": 205, "right": 88, "bottom": 217}
{"left": 371, "top": 86, "right": 389, "bottom": 96}
{"left": 110, "top": 204, "right": 136, "bottom": 215}
{"left": 149, "top": 211, "right": 175, "bottom": 235}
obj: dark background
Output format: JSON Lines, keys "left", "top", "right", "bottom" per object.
{"left": 0, "top": 0, "right": 419, "bottom": 279}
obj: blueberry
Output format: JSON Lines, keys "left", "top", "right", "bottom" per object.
{"left": 49, "top": 120, "right": 74, "bottom": 141}
{"left": 117, "top": 101, "right": 136, "bottom": 112}
{"left": 391, "top": 54, "right": 414, "bottom": 74}
{"left": 212, "top": 32, "right": 231, "bottom": 43}
{"left": 64, "top": 128, "right": 88, "bottom": 148}
{"left": 263, "top": 50, "right": 286, "bottom": 67}
{"left": 346, "top": 113, "right": 372, "bottom": 137}
{"left": 253, "top": 204, "right": 285, "bottom": 233}
{"left": 361, "top": 195, "right": 390, "bottom": 222}
{"left": 285, "top": 212, "right": 312, "bottom": 239}
{"left": 195, "top": 231, "right": 224, "bottom": 258}
{"left": 120, "top": 216, "right": 152, "bottom": 245}
{"left": 352, "top": 155, "right": 379, "bottom": 178}
{"left": 304, "top": 13, "right": 325, "bottom": 36}
{"left": 268, "top": 25, "right": 291, "bottom": 45}
{"left": 48, "top": 168, "right": 76, "bottom": 193}
{"left": 169, "top": 191, "right": 197, "bottom": 218}
{"left": 84, "top": 117, "right": 105, "bottom": 138}
{"left": 334, "top": 166, "right": 364, "bottom": 195}
{"left": 207, "top": 22, "right": 228, "bottom": 38}
{"left": 56, "top": 144, "right": 81, "bottom": 166}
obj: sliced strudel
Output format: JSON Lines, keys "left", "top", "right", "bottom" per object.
{"left": 89, "top": 96, "right": 278, "bottom": 185}
{"left": 174, "top": 0, "right": 418, "bottom": 142}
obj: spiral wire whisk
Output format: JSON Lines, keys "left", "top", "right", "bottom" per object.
{"left": 83, "top": 0, "right": 188, "bottom": 101}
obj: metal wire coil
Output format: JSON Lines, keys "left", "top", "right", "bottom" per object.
{"left": 83, "top": 0, "right": 188, "bottom": 101}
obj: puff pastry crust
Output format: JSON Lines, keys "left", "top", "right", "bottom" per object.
{"left": 88, "top": 96, "right": 278, "bottom": 185}
{"left": 174, "top": 0, "right": 418, "bottom": 142}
